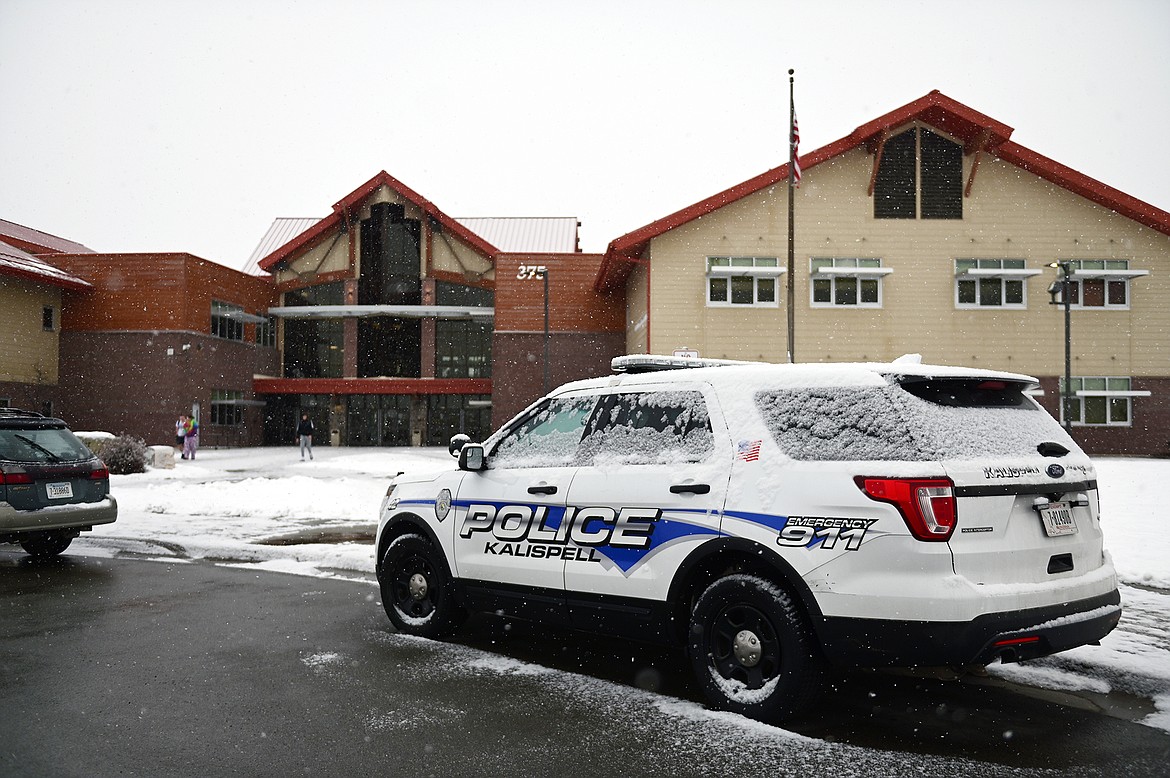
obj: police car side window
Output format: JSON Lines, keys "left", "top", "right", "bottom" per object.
{"left": 491, "top": 396, "right": 598, "bottom": 469}
{"left": 579, "top": 390, "right": 714, "bottom": 466}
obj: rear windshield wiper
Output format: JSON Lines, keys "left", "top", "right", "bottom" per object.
{"left": 13, "top": 434, "right": 62, "bottom": 462}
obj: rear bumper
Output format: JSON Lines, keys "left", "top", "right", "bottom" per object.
{"left": 815, "top": 588, "right": 1122, "bottom": 668}
{"left": 0, "top": 496, "right": 118, "bottom": 539}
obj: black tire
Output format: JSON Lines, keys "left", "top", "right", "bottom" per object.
{"left": 688, "top": 573, "right": 823, "bottom": 723}
{"left": 19, "top": 530, "right": 74, "bottom": 558}
{"left": 378, "top": 533, "right": 466, "bottom": 639}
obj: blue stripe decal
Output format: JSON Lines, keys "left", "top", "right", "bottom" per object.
{"left": 721, "top": 508, "right": 790, "bottom": 533}
{"left": 602, "top": 518, "right": 722, "bottom": 572}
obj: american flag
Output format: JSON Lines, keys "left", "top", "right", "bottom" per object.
{"left": 737, "top": 439, "right": 761, "bottom": 462}
{"left": 791, "top": 113, "right": 801, "bottom": 185}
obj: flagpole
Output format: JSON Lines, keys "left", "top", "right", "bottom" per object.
{"left": 786, "top": 69, "right": 796, "bottom": 364}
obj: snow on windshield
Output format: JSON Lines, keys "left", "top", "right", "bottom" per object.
{"left": 582, "top": 390, "right": 713, "bottom": 466}
{"left": 491, "top": 396, "right": 596, "bottom": 469}
{"left": 491, "top": 390, "right": 714, "bottom": 469}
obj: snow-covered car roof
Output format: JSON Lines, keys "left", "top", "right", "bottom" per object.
{"left": 551, "top": 355, "right": 1039, "bottom": 395}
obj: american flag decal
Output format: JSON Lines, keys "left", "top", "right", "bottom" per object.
{"left": 737, "top": 439, "right": 761, "bottom": 462}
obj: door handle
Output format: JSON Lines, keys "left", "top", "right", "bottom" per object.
{"left": 528, "top": 484, "right": 558, "bottom": 495}
{"left": 670, "top": 483, "right": 711, "bottom": 495}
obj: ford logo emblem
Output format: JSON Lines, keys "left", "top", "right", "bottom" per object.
{"left": 1046, "top": 464, "right": 1065, "bottom": 478}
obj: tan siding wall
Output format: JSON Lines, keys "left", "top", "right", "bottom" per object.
{"left": 642, "top": 141, "right": 1170, "bottom": 379}
{"left": 626, "top": 262, "right": 649, "bottom": 354}
{"left": 0, "top": 277, "right": 60, "bottom": 384}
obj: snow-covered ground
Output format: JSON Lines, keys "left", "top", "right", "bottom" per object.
{"left": 76, "top": 447, "right": 1169, "bottom": 733}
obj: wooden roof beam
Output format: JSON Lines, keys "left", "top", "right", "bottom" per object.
{"left": 964, "top": 129, "right": 993, "bottom": 198}
{"left": 867, "top": 130, "right": 891, "bottom": 197}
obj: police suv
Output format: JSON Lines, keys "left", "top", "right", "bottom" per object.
{"left": 374, "top": 355, "right": 1120, "bottom": 722}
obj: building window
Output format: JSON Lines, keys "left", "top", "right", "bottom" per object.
{"left": 436, "top": 320, "right": 492, "bottom": 378}
{"left": 874, "top": 127, "right": 963, "bottom": 220}
{"left": 255, "top": 316, "right": 276, "bottom": 348}
{"left": 210, "top": 389, "right": 245, "bottom": 426}
{"left": 706, "top": 257, "right": 782, "bottom": 307}
{"left": 42, "top": 306, "right": 56, "bottom": 331}
{"left": 425, "top": 394, "right": 492, "bottom": 447}
{"left": 359, "top": 202, "right": 421, "bottom": 306}
{"left": 1060, "top": 377, "right": 1150, "bottom": 427}
{"left": 955, "top": 259, "right": 1039, "bottom": 308}
{"left": 1055, "top": 260, "right": 1147, "bottom": 309}
{"left": 211, "top": 300, "right": 245, "bottom": 341}
{"left": 810, "top": 258, "right": 888, "bottom": 307}
{"left": 285, "top": 319, "right": 343, "bottom": 378}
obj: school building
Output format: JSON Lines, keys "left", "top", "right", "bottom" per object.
{"left": 2, "top": 91, "right": 1167, "bottom": 455}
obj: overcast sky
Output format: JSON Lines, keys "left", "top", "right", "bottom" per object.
{"left": 2, "top": 0, "right": 1167, "bottom": 269}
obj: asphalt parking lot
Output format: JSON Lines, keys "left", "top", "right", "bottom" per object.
{"left": 2, "top": 552, "right": 1168, "bottom": 778}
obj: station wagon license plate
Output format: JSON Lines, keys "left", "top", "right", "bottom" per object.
{"left": 1038, "top": 501, "right": 1077, "bottom": 537}
{"left": 46, "top": 481, "right": 73, "bottom": 500}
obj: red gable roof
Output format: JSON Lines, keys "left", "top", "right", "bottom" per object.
{"left": 0, "top": 219, "right": 96, "bottom": 256}
{"left": 597, "top": 90, "right": 1170, "bottom": 291}
{"left": 258, "top": 171, "right": 499, "bottom": 271}
{"left": 0, "top": 239, "right": 93, "bottom": 291}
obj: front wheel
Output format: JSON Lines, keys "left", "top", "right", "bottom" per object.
{"left": 688, "top": 574, "right": 823, "bottom": 723}
{"left": 378, "top": 533, "right": 466, "bottom": 639}
{"left": 20, "top": 530, "right": 74, "bottom": 558}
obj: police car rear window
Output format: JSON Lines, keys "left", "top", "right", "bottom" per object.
{"left": 894, "top": 377, "right": 1033, "bottom": 408}
{"left": 755, "top": 380, "right": 1069, "bottom": 462}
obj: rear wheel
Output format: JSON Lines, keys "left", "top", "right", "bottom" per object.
{"left": 688, "top": 574, "right": 823, "bottom": 722}
{"left": 19, "top": 530, "right": 74, "bottom": 558}
{"left": 378, "top": 533, "right": 466, "bottom": 639}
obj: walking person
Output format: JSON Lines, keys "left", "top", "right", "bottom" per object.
{"left": 297, "top": 413, "right": 314, "bottom": 461}
{"left": 174, "top": 415, "right": 186, "bottom": 456}
{"left": 182, "top": 414, "right": 199, "bottom": 460}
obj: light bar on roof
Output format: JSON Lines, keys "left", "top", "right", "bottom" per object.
{"left": 611, "top": 355, "right": 762, "bottom": 373}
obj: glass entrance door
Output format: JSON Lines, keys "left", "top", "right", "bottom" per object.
{"left": 347, "top": 395, "right": 412, "bottom": 446}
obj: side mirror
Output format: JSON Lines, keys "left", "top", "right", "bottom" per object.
{"left": 448, "top": 433, "right": 471, "bottom": 458}
{"left": 459, "top": 443, "right": 486, "bottom": 472}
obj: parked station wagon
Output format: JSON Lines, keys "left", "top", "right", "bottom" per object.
{"left": 0, "top": 408, "right": 117, "bottom": 558}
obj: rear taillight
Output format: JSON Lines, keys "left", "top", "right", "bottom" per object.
{"left": 856, "top": 476, "right": 957, "bottom": 541}
{"left": 89, "top": 466, "right": 110, "bottom": 480}
{"left": 0, "top": 470, "right": 34, "bottom": 485}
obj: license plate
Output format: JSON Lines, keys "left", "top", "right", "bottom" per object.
{"left": 46, "top": 481, "right": 74, "bottom": 500}
{"left": 1038, "top": 501, "right": 1077, "bottom": 537}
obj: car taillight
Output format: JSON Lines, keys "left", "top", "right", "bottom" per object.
{"left": 0, "top": 470, "right": 34, "bottom": 485}
{"left": 856, "top": 476, "right": 957, "bottom": 541}
{"left": 89, "top": 466, "right": 110, "bottom": 480}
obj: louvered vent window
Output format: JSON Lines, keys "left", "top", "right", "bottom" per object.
{"left": 874, "top": 131, "right": 916, "bottom": 219}
{"left": 874, "top": 128, "right": 962, "bottom": 220}
{"left": 921, "top": 129, "right": 962, "bottom": 219}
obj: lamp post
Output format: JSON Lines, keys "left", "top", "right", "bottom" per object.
{"left": 518, "top": 264, "right": 550, "bottom": 395}
{"left": 542, "top": 267, "right": 549, "bottom": 395}
{"left": 1047, "top": 261, "right": 1074, "bottom": 433}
